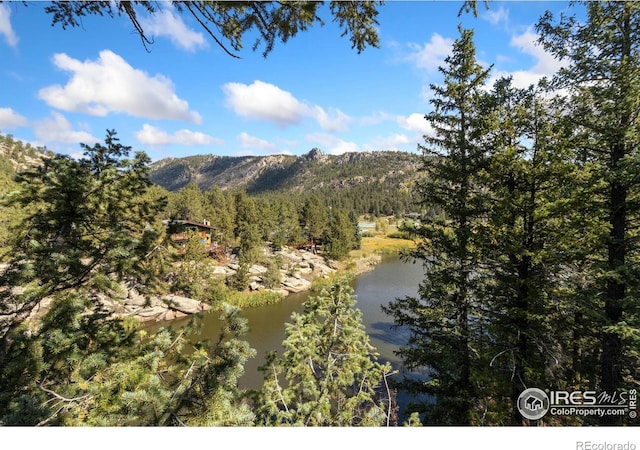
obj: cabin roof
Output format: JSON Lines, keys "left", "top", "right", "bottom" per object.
{"left": 162, "top": 219, "right": 216, "bottom": 230}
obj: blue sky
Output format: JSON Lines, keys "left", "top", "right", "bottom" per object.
{"left": 0, "top": 1, "right": 574, "bottom": 161}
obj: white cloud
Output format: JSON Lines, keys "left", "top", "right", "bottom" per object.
{"left": 135, "top": 124, "right": 222, "bottom": 145}
{"left": 406, "top": 33, "right": 454, "bottom": 73}
{"left": 488, "top": 27, "right": 568, "bottom": 89}
{"left": 0, "top": 4, "right": 18, "bottom": 48}
{"left": 222, "top": 80, "right": 351, "bottom": 131}
{"left": 306, "top": 133, "right": 361, "bottom": 155}
{"left": 483, "top": 5, "right": 509, "bottom": 27}
{"left": 238, "top": 132, "right": 279, "bottom": 153}
{"left": 0, "top": 107, "right": 27, "bottom": 128}
{"left": 139, "top": 7, "right": 207, "bottom": 52}
{"left": 397, "top": 113, "right": 434, "bottom": 135}
{"left": 34, "top": 112, "right": 100, "bottom": 144}
{"left": 311, "top": 106, "right": 352, "bottom": 132}
{"left": 223, "top": 80, "right": 307, "bottom": 127}
{"left": 38, "top": 50, "right": 202, "bottom": 123}
{"left": 511, "top": 27, "right": 565, "bottom": 77}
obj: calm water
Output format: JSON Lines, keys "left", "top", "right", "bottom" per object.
{"left": 155, "top": 253, "right": 426, "bottom": 416}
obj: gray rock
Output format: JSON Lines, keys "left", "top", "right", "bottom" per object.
{"left": 163, "top": 294, "right": 210, "bottom": 314}
{"left": 249, "top": 265, "right": 268, "bottom": 275}
{"left": 136, "top": 306, "right": 169, "bottom": 321}
{"left": 126, "top": 289, "right": 149, "bottom": 307}
{"left": 281, "top": 276, "right": 312, "bottom": 293}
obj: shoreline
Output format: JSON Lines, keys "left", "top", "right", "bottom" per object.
{"left": 3, "top": 237, "right": 415, "bottom": 325}
{"left": 198, "top": 235, "right": 415, "bottom": 313}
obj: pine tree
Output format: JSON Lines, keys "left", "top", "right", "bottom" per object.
{"left": 325, "top": 208, "right": 356, "bottom": 261}
{"left": 158, "top": 305, "right": 256, "bottom": 426}
{"left": 537, "top": 2, "right": 640, "bottom": 410}
{"left": 0, "top": 130, "right": 166, "bottom": 352}
{"left": 0, "top": 132, "right": 256, "bottom": 426}
{"left": 301, "top": 195, "right": 328, "bottom": 254}
{"left": 477, "top": 78, "right": 584, "bottom": 424}
{"left": 256, "top": 278, "right": 395, "bottom": 426}
{"left": 383, "top": 27, "right": 491, "bottom": 425}
{"left": 0, "top": 130, "right": 170, "bottom": 423}
{"left": 205, "top": 185, "right": 235, "bottom": 253}
{"left": 271, "top": 200, "right": 302, "bottom": 250}
{"left": 233, "top": 190, "right": 261, "bottom": 265}
{"left": 167, "top": 182, "right": 206, "bottom": 222}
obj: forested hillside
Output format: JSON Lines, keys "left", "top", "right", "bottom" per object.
{"left": 0, "top": 135, "right": 52, "bottom": 256}
{"left": 149, "top": 148, "right": 421, "bottom": 216}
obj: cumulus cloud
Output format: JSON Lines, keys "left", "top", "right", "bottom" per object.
{"left": 0, "top": 4, "right": 18, "bottom": 48}
{"left": 238, "top": 132, "right": 279, "bottom": 153}
{"left": 306, "top": 132, "right": 361, "bottom": 155}
{"left": 397, "top": 113, "right": 434, "bottom": 135}
{"left": 38, "top": 50, "right": 202, "bottom": 123}
{"left": 511, "top": 27, "right": 565, "bottom": 77}
{"left": 136, "top": 124, "right": 222, "bottom": 146}
{"left": 0, "top": 107, "right": 27, "bottom": 128}
{"left": 34, "top": 112, "right": 99, "bottom": 144}
{"left": 312, "top": 106, "right": 352, "bottom": 132}
{"left": 222, "top": 80, "right": 351, "bottom": 131}
{"left": 139, "top": 7, "right": 206, "bottom": 52}
{"left": 405, "top": 33, "right": 454, "bottom": 73}
{"left": 223, "top": 80, "right": 307, "bottom": 127}
{"left": 488, "top": 27, "right": 567, "bottom": 90}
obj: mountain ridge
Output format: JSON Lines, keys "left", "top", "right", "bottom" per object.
{"left": 148, "top": 148, "right": 423, "bottom": 195}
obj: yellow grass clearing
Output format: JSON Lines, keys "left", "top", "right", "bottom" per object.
{"left": 352, "top": 235, "right": 416, "bottom": 258}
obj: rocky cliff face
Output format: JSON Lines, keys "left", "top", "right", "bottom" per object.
{"left": 148, "top": 149, "right": 421, "bottom": 194}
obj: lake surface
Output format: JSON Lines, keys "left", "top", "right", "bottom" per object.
{"left": 157, "top": 252, "right": 426, "bottom": 417}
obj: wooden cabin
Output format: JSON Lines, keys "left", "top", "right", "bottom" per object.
{"left": 163, "top": 219, "right": 217, "bottom": 254}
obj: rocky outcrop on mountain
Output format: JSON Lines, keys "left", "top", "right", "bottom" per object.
{"left": 148, "top": 148, "right": 421, "bottom": 194}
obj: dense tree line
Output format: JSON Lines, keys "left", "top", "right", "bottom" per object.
{"left": 152, "top": 154, "right": 417, "bottom": 218}
{"left": 162, "top": 181, "right": 363, "bottom": 263}
{"left": 384, "top": 2, "right": 640, "bottom": 426}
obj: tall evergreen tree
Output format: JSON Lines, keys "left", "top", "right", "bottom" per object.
{"left": 233, "top": 189, "right": 261, "bottom": 264}
{"left": 325, "top": 208, "right": 357, "bottom": 261}
{"left": 167, "top": 182, "right": 206, "bottom": 222}
{"left": 205, "top": 185, "right": 236, "bottom": 253}
{"left": 300, "top": 195, "right": 328, "bottom": 254}
{"left": 0, "top": 132, "right": 256, "bottom": 426}
{"left": 271, "top": 200, "right": 302, "bottom": 250}
{"left": 383, "top": 27, "right": 491, "bottom": 425}
{"left": 537, "top": 2, "right": 640, "bottom": 407}
{"left": 0, "top": 130, "right": 166, "bottom": 350}
{"left": 477, "top": 78, "right": 584, "bottom": 424}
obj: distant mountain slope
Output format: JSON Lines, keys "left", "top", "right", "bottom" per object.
{"left": 0, "top": 134, "right": 50, "bottom": 174}
{"left": 0, "top": 134, "right": 53, "bottom": 256}
{"left": 148, "top": 148, "right": 422, "bottom": 195}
